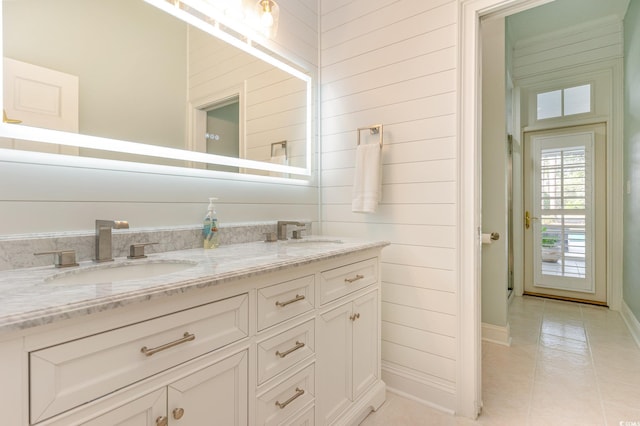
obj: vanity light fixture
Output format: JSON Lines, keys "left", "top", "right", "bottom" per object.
{"left": 256, "top": 0, "right": 279, "bottom": 37}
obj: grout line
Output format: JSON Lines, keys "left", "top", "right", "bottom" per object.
{"left": 524, "top": 298, "right": 546, "bottom": 421}
{"left": 582, "top": 304, "right": 609, "bottom": 425}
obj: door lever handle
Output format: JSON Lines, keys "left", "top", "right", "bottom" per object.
{"left": 525, "top": 211, "right": 538, "bottom": 229}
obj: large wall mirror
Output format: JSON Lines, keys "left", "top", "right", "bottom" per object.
{"left": 1, "top": 0, "right": 312, "bottom": 178}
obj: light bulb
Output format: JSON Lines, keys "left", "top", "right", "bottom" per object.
{"left": 261, "top": 10, "right": 274, "bottom": 27}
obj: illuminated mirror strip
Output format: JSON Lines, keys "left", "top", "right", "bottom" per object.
{"left": 0, "top": 0, "right": 312, "bottom": 177}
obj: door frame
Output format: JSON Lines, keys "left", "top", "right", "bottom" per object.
{"left": 457, "top": 0, "right": 624, "bottom": 418}
{"left": 522, "top": 124, "right": 607, "bottom": 304}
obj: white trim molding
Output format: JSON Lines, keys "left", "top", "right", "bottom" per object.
{"left": 382, "top": 362, "right": 456, "bottom": 415}
{"left": 621, "top": 301, "right": 640, "bottom": 349}
{"left": 482, "top": 322, "right": 512, "bottom": 346}
{"left": 458, "top": 0, "right": 559, "bottom": 419}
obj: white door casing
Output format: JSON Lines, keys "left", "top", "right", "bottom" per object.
{"left": 523, "top": 124, "right": 607, "bottom": 303}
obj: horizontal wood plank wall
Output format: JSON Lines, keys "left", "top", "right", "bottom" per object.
{"left": 320, "top": 0, "right": 458, "bottom": 411}
{"left": 189, "top": 30, "right": 307, "bottom": 168}
{"left": 1, "top": 0, "right": 319, "bottom": 236}
{"left": 512, "top": 17, "right": 623, "bottom": 79}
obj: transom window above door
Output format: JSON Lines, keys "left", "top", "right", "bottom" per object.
{"left": 536, "top": 84, "right": 592, "bottom": 120}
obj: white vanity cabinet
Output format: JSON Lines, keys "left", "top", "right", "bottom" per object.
{"left": 0, "top": 244, "right": 385, "bottom": 426}
{"left": 317, "top": 260, "right": 381, "bottom": 426}
{"left": 77, "top": 350, "right": 248, "bottom": 426}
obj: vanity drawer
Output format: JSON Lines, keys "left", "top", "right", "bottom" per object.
{"left": 30, "top": 294, "right": 249, "bottom": 424}
{"left": 257, "top": 363, "right": 315, "bottom": 426}
{"left": 282, "top": 403, "right": 314, "bottom": 426}
{"left": 258, "top": 275, "right": 315, "bottom": 331}
{"left": 320, "top": 258, "right": 378, "bottom": 304}
{"left": 257, "top": 319, "right": 315, "bottom": 385}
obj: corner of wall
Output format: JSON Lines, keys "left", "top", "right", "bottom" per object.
{"left": 623, "top": 0, "right": 640, "bottom": 323}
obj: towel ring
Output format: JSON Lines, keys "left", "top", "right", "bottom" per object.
{"left": 357, "top": 124, "right": 383, "bottom": 147}
{"left": 270, "top": 140, "right": 288, "bottom": 158}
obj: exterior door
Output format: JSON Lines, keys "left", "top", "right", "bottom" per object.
{"left": 523, "top": 124, "right": 607, "bottom": 304}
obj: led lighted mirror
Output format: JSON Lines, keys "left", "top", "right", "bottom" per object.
{"left": 1, "top": 0, "right": 312, "bottom": 178}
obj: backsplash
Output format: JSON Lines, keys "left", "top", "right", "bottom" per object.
{"left": 0, "top": 221, "right": 311, "bottom": 271}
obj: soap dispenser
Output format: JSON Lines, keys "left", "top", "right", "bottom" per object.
{"left": 203, "top": 197, "right": 219, "bottom": 249}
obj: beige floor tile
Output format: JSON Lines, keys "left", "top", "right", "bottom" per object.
{"left": 360, "top": 297, "right": 640, "bottom": 426}
{"left": 529, "top": 380, "right": 605, "bottom": 423}
{"left": 603, "top": 402, "right": 640, "bottom": 426}
{"left": 598, "top": 378, "right": 640, "bottom": 411}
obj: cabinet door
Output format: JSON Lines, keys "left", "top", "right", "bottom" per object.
{"left": 317, "top": 303, "right": 353, "bottom": 425}
{"left": 167, "top": 351, "right": 248, "bottom": 426}
{"left": 82, "top": 388, "right": 167, "bottom": 426}
{"left": 352, "top": 292, "right": 378, "bottom": 399}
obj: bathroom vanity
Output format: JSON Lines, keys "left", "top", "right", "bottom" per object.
{"left": 0, "top": 237, "right": 388, "bottom": 426}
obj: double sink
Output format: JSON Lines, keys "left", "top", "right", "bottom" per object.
{"left": 43, "top": 238, "right": 344, "bottom": 287}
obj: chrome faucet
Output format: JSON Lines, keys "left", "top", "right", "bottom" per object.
{"left": 95, "top": 220, "right": 129, "bottom": 262}
{"left": 277, "top": 221, "right": 305, "bottom": 240}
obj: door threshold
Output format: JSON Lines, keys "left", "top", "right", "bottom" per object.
{"left": 523, "top": 291, "right": 608, "bottom": 307}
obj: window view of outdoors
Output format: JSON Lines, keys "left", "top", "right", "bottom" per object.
{"left": 539, "top": 147, "right": 587, "bottom": 279}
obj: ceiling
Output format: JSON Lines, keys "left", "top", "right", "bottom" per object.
{"left": 507, "top": 0, "right": 631, "bottom": 44}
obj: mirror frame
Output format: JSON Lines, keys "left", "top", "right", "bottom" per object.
{"left": 0, "top": 0, "right": 313, "bottom": 178}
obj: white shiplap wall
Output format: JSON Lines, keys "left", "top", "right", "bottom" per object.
{"left": 188, "top": 29, "right": 307, "bottom": 168}
{"left": 320, "top": 0, "right": 459, "bottom": 411}
{"left": 512, "top": 16, "right": 623, "bottom": 80}
{"left": 0, "top": 0, "right": 319, "bottom": 235}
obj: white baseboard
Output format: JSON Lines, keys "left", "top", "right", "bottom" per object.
{"left": 381, "top": 362, "right": 455, "bottom": 414}
{"left": 482, "top": 322, "right": 512, "bottom": 346}
{"left": 621, "top": 300, "right": 640, "bottom": 349}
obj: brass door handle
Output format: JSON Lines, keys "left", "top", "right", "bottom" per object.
{"left": 3, "top": 110, "right": 22, "bottom": 124}
{"left": 525, "top": 211, "right": 538, "bottom": 229}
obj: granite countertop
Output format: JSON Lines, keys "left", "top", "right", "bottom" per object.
{"left": 0, "top": 236, "right": 388, "bottom": 334}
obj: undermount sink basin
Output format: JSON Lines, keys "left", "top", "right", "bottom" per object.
{"left": 284, "top": 238, "right": 344, "bottom": 245}
{"left": 46, "top": 261, "right": 197, "bottom": 285}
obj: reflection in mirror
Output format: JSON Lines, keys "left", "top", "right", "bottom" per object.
{"left": 1, "top": 0, "right": 311, "bottom": 178}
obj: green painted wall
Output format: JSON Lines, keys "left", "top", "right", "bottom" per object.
{"left": 623, "top": 0, "right": 640, "bottom": 320}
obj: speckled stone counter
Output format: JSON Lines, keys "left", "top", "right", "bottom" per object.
{"left": 0, "top": 236, "right": 388, "bottom": 334}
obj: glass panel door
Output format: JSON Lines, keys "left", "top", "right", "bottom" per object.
{"left": 533, "top": 139, "right": 593, "bottom": 292}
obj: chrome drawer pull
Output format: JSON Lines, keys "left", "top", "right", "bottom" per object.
{"left": 275, "top": 294, "right": 305, "bottom": 308}
{"left": 344, "top": 274, "right": 364, "bottom": 283}
{"left": 275, "top": 387, "right": 305, "bottom": 409}
{"left": 141, "top": 332, "right": 195, "bottom": 357}
{"left": 276, "top": 341, "right": 305, "bottom": 358}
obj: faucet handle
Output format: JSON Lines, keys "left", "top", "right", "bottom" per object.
{"left": 292, "top": 227, "right": 306, "bottom": 239}
{"left": 34, "top": 250, "right": 79, "bottom": 268}
{"left": 127, "top": 242, "right": 158, "bottom": 259}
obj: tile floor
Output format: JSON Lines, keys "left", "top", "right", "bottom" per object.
{"left": 360, "top": 296, "right": 640, "bottom": 425}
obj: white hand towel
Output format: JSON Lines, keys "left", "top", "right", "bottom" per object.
{"left": 269, "top": 154, "right": 288, "bottom": 177}
{"left": 352, "top": 143, "right": 382, "bottom": 213}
